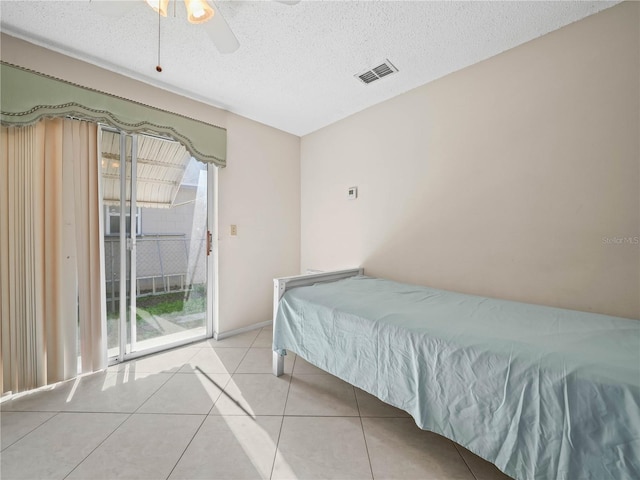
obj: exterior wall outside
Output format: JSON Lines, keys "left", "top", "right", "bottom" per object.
{"left": 104, "top": 187, "right": 206, "bottom": 297}
{"left": 141, "top": 186, "right": 199, "bottom": 236}
{"left": 1, "top": 34, "right": 301, "bottom": 333}
{"left": 300, "top": 2, "right": 640, "bottom": 319}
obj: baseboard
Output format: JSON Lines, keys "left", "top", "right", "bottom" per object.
{"left": 214, "top": 319, "right": 273, "bottom": 341}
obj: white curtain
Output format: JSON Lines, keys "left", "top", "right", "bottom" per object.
{"left": 0, "top": 118, "right": 106, "bottom": 395}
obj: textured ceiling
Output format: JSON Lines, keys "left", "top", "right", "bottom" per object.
{"left": 0, "top": 1, "right": 620, "bottom": 136}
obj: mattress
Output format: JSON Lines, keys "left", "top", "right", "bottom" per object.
{"left": 273, "top": 275, "right": 640, "bottom": 480}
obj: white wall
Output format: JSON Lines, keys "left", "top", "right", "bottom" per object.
{"left": 217, "top": 113, "right": 301, "bottom": 331}
{"left": 1, "top": 34, "right": 301, "bottom": 333}
{"left": 300, "top": 2, "right": 639, "bottom": 319}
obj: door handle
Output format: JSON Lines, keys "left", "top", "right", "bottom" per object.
{"left": 206, "top": 230, "right": 213, "bottom": 256}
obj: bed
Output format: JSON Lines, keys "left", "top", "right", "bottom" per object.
{"left": 272, "top": 269, "right": 640, "bottom": 480}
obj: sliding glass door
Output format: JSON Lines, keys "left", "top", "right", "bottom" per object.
{"left": 101, "top": 127, "right": 214, "bottom": 362}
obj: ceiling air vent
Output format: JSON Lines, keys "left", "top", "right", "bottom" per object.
{"left": 355, "top": 59, "right": 398, "bottom": 85}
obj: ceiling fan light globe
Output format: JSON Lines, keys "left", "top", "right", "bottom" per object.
{"left": 145, "top": 0, "right": 169, "bottom": 17}
{"left": 184, "top": 0, "right": 215, "bottom": 24}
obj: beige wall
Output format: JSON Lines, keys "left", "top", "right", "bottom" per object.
{"left": 218, "top": 113, "right": 300, "bottom": 331}
{"left": 1, "top": 34, "right": 301, "bottom": 333}
{"left": 301, "top": 2, "right": 639, "bottom": 319}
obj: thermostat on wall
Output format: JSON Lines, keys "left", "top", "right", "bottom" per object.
{"left": 348, "top": 186, "right": 358, "bottom": 200}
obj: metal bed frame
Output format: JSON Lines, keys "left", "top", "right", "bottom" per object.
{"left": 272, "top": 268, "right": 364, "bottom": 376}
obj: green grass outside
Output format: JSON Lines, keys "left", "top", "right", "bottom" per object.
{"left": 106, "top": 286, "right": 206, "bottom": 348}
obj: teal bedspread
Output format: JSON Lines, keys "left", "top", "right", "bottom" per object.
{"left": 273, "top": 276, "right": 640, "bottom": 480}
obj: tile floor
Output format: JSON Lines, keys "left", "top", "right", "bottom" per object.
{"left": 0, "top": 327, "right": 513, "bottom": 480}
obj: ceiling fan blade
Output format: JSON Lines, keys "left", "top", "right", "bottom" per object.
{"left": 205, "top": 5, "right": 240, "bottom": 54}
{"left": 275, "top": 1, "right": 301, "bottom": 5}
{"left": 91, "top": 0, "right": 138, "bottom": 18}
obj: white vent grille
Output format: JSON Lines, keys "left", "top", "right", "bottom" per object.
{"left": 355, "top": 59, "right": 398, "bottom": 85}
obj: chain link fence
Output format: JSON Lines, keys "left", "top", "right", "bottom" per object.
{"left": 104, "top": 234, "right": 206, "bottom": 314}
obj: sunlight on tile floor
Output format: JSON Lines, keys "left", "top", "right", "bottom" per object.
{"left": 0, "top": 327, "right": 513, "bottom": 480}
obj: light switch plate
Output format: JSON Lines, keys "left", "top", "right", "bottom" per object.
{"left": 348, "top": 186, "right": 358, "bottom": 200}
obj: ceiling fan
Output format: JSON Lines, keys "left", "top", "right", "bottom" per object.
{"left": 146, "top": 0, "right": 240, "bottom": 54}
{"left": 93, "top": 0, "right": 299, "bottom": 55}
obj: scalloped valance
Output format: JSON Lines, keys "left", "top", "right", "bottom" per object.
{"left": 0, "top": 62, "right": 226, "bottom": 167}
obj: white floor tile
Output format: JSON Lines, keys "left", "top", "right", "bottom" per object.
{"left": 455, "top": 444, "right": 514, "bottom": 480}
{"left": 362, "top": 417, "right": 475, "bottom": 480}
{"left": 272, "top": 416, "right": 372, "bottom": 480}
{"left": 285, "top": 374, "right": 358, "bottom": 417}
{"left": 355, "top": 388, "right": 411, "bottom": 418}
{"left": 292, "top": 356, "right": 329, "bottom": 375}
{"left": 116, "top": 347, "right": 198, "bottom": 373}
{"left": 0, "top": 412, "right": 127, "bottom": 480}
{"left": 61, "top": 371, "right": 173, "bottom": 413}
{"left": 137, "top": 372, "right": 230, "bottom": 414}
{"left": 181, "top": 347, "right": 248, "bottom": 374}
{"left": 67, "top": 413, "right": 204, "bottom": 480}
{"left": 211, "top": 374, "right": 291, "bottom": 416}
{"left": 0, "top": 411, "right": 56, "bottom": 451}
{"left": 252, "top": 327, "right": 274, "bottom": 348}
{"left": 0, "top": 380, "right": 75, "bottom": 412}
{"left": 237, "top": 348, "right": 294, "bottom": 374}
{"left": 170, "top": 415, "right": 282, "bottom": 480}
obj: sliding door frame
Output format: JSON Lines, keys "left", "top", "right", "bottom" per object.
{"left": 102, "top": 126, "right": 216, "bottom": 365}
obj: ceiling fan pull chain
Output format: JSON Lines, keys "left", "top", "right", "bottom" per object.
{"left": 156, "top": 5, "right": 163, "bottom": 73}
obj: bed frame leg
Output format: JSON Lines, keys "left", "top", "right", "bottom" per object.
{"left": 273, "top": 351, "right": 285, "bottom": 377}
